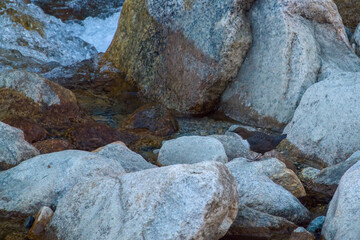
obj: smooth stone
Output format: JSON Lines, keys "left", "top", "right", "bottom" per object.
{"left": 307, "top": 216, "right": 325, "bottom": 233}
{"left": 299, "top": 167, "right": 320, "bottom": 182}
{"left": 96, "top": 141, "right": 157, "bottom": 172}
{"left": 158, "top": 136, "right": 228, "bottom": 166}
{"left": 210, "top": 132, "right": 252, "bottom": 160}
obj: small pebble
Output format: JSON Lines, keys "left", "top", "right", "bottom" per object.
{"left": 307, "top": 216, "right": 326, "bottom": 233}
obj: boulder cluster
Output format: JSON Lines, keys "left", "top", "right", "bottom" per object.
{"left": 1, "top": 0, "right": 360, "bottom": 239}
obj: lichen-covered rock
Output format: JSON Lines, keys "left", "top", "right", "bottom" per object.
{"left": 220, "top": 0, "right": 350, "bottom": 131}
{"left": 284, "top": 72, "right": 360, "bottom": 167}
{"left": 49, "top": 161, "right": 238, "bottom": 240}
{"left": 96, "top": 142, "right": 157, "bottom": 172}
{"left": 158, "top": 136, "right": 228, "bottom": 166}
{"left": 226, "top": 158, "right": 310, "bottom": 239}
{"left": 0, "top": 150, "right": 125, "bottom": 214}
{"left": 0, "top": 70, "right": 80, "bottom": 130}
{"left": 105, "top": 0, "right": 253, "bottom": 115}
{"left": 0, "top": 121, "right": 39, "bottom": 169}
{"left": 322, "top": 160, "right": 360, "bottom": 240}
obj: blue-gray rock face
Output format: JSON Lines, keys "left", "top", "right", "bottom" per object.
{"left": 220, "top": 0, "right": 349, "bottom": 131}
{"left": 158, "top": 136, "right": 228, "bottom": 166}
{"left": 0, "top": 150, "right": 125, "bottom": 214}
{"left": 0, "top": 121, "right": 39, "bottom": 168}
{"left": 322, "top": 160, "right": 360, "bottom": 240}
{"left": 49, "top": 161, "right": 239, "bottom": 240}
{"left": 105, "top": 0, "right": 253, "bottom": 114}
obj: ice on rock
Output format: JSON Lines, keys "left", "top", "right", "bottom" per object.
{"left": 0, "top": 0, "right": 97, "bottom": 67}
{"left": 65, "top": 10, "right": 121, "bottom": 53}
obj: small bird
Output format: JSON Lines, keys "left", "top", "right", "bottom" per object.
{"left": 231, "top": 127, "right": 287, "bottom": 161}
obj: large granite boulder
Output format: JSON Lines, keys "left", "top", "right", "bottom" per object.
{"left": 158, "top": 136, "right": 228, "bottom": 166}
{"left": 0, "top": 150, "right": 125, "bottom": 214}
{"left": 225, "top": 158, "right": 310, "bottom": 239}
{"left": 0, "top": 121, "right": 39, "bottom": 169}
{"left": 322, "top": 160, "right": 360, "bottom": 240}
{"left": 220, "top": 0, "right": 350, "bottom": 131}
{"left": 104, "top": 0, "right": 253, "bottom": 115}
{"left": 49, "top": 161, "right": 238, "bottom": 240}
{"left": 283, "top": 71, "right": 360, "bottom": 167}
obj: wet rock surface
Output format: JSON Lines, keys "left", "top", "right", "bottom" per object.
{"left": 121, "top": 104, "right": 178, "bottom": 137}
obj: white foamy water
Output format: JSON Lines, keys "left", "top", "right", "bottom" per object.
{"left": 66, "top": 9, "right": 121, "bottom": 53}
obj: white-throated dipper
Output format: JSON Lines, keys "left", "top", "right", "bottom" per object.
{"left": 231, "top": 127, "right": 287, "bottom": 161}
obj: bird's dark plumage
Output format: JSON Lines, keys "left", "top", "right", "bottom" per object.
{"left": 232, "top": 127, "right": 287, "bottom": 160}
